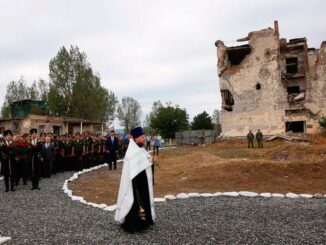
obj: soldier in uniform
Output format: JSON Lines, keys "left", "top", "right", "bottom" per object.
{"left": 73, "top": 133, "right": 85, "bottom": 171}
{"left": 14, "top": 134, "right": 29, "bottom": 186}
{"left": 64, "top": 134, "right": 74, "bottom": 171}
{"left": 84, "top": 131, "right": 94, "bottom": 168}
{"left": 99, "top": 134, "right": 106, "bottom": 165}
{"left": 247, "top": 130, "right": 255, "bottom": 148}
{"left": 1, "top": 130, "right": 17, "bottom": 192}
{"left": 29, "top": 128, "right": 43, "bottom": 190}
{"left": 53, "top": 135, "right": 65, "bottom": 173}
{"left": 92, "top": 135, "right": 101, "bottom": 166}
{"left": 256, "top": 129, "right": 264, "bottom": 148}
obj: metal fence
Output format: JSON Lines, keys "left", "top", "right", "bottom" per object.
{"left": 175, "top": 130, "right": 218, "bottom": 145}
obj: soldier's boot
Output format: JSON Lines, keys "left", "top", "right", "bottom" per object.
{"left": 10, "top": 177, "right": 15, "bottom": 192}
{"left": 4, "top": 176, "right": 9, "bottom": 192}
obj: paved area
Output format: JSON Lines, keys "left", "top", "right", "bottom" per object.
{"left": 1, "top": 172, "right": 326, "bottom": 244}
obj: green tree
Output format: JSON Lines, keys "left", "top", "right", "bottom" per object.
{"left": 48, "top": 45, "right": 117, "bottom": 122}
{"left": 191, "top": 111, "right": 214, "bottom": 130}
{"left": 150, "top": 102, "right": 189, "bottom": 138}
{"left": 1, "top": 76, "right": 30, "bottom": 119}
{"left": 117, "top": 96, "right": 142, "bottom": 131}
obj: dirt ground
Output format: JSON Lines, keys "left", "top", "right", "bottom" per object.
{"left": 69, "top": 135, "right": 326, "bottom": 205}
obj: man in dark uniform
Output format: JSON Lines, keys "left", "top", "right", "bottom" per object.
{"left": 73, "top": 133, "right": 85, "bottom": 171}
{"left": 84, "top": 131, "right": 94, "bottom": 168}
{"left": 247, "top": 130, "right": 255, "bottom": 148}
{"left": 105, "top": 130, "right": 119, "bottom": 170}
{"left": 64, "top": 134, "right": 74, "bottom": 171}
{"left": 53, "top": 135, "right": 65, "bottom": 173}
{"left": 256, "top": 129, "right": 264, "bottom": 148}
{"left": 14, "top": 134, "right": 29, "bottom": 186}
{"left": 29, "top": 128, "right": 43, "bottom": 190}
{"left": 1, "top": 130, "right": 17, "bottom": 192}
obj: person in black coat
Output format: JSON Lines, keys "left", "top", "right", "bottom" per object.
{"left": 28, "top": 128, "right": 43, "bottom": 190}
{"left": 42, "top": 136, "right": 55, "bottom": 178}
{"left": 105, "top": 130, "right": 119, "bottom": 170}
{"left": 1, "top": 130, "right": 17, "bottom": 192}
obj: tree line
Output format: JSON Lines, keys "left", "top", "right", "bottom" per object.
{"left": 1, "top": 45, "right": 220, "bottom": 138}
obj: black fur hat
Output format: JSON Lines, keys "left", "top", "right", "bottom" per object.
{"left": 30, "top": 128, "right": 37, "bottom": 134}
{"left": 3, "top": 130, "right": 13, "bottom": 137}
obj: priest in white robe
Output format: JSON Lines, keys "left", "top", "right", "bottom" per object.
{"left": 115, "top": 126, "right": 155, "bottom": 233}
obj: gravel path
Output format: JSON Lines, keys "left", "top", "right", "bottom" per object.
{"left": 1, "top": 172, "right": 326, "bottom": 244}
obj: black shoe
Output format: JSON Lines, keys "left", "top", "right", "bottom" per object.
{"left": 36, "top": 187, "right": 41, "bottom": 190}
{"left": 31, "top": 187, "right": 36, "bottom": 190}
{"left": 5, "top": 189, "right": 9, "bottom": 192}
{"left": 11, "top": 188, "right": 16, "bottom": 192}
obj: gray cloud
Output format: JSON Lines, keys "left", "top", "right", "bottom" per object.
{"left": 1, "top": 0, "right": 326, "bottom": 127}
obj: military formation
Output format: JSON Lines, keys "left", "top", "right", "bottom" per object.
{"left": 0, "top": 128, "right": 131, "bottom": 192}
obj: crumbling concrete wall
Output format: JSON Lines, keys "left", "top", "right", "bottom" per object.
{"left": 217, "top": 27, "right": 288, "bottom": 136}
{"left": 309, "top": 41, "right": 326, "bottom": 116}
{"left": 216, "top": 22, "right": 326, "bottom": 137}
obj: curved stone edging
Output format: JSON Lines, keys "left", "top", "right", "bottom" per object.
{"left": 63, "top": 160, "right": 326, "bottom": 213}
{"left": 0, "top": 236, "right": 12, "bottom": 245}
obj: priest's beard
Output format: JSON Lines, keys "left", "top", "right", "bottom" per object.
{"left": 136, "top": 142, "right": 144, "bottom": 148}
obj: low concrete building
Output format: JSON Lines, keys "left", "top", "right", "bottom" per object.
{"left": 215, "top": 21, "right": 326, "bottom": 137}
{"left": 0, "top": 100, "right": 103, "bottom": 135}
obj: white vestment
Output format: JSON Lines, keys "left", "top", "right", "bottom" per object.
{"left": 115, "top": 138, "right": 155, "bottom": 223}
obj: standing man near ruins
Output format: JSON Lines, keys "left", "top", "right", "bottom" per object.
{"left": 256, "top": 129, "right": 264, "bottom": 148}
{"left": 115, "top": 126, "right": 155, "bottom": 233}
{"left": 105, "top": 130, "right": 119, "bottom": 170}
{"left": 42, "top": 136, "right": 55, "bottom": 178}
{"left": 28, "top": 128, "right": 43, "bottom": 190}
{"left": 1, "top": 130, "right": 17, "bottom": 192}
{"left": 247, "top": 130, "right": 254, "bottom": 148}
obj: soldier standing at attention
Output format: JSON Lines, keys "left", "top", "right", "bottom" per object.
{"left": 29, "top": 128, "right": 43, "bottom": 190}
{"left": 247, "top": 130, "right": 254, "bottom": 148}
{"left": 74, "top": 133, "right": 85, "bottom": 171}
{"left": 1, "top": 130, "right": 17, "bottom": 192}
{"left": 256, "top": 129, "right": 264, "bottom": 148}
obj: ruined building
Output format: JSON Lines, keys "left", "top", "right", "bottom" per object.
{"left": 215, "top": 21, "right": 326, "bottom": 137}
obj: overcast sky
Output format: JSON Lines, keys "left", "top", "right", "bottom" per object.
{"left": 1, "top": 0, "right": 325, "bottom": 127}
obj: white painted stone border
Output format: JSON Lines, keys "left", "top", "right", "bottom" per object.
{"left": 63, "top": 156, "right": 326, "bottom": 213}
{"left": 0, "top": 236, "right": 12, "bottom": 245}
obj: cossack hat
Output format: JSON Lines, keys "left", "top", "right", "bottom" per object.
{"left": 3, "top": 130, "right": 13, "bottom": 137}
{"left": 130, "top": 126, "right": 144, "bottom": 139}
{"left": 30, "top": 128, "right": 37, "bottom": 134}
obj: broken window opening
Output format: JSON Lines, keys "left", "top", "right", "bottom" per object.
{"left": 285, "top": 121, "right": 305, "bottom": 133}
{"left": 226, "top": 45, "right": 251, "bottom": 66}
{"left": 256, "top": 83, "right": 261, "bottom": 90}
{"left": 221, "top": 89, "right": 234, "bottom": 112}
{"left": 287, "top": 86, "right": 300, "bottom": 94}
{"left": 286, "top": 57, "right": 298, "bottom": 74}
